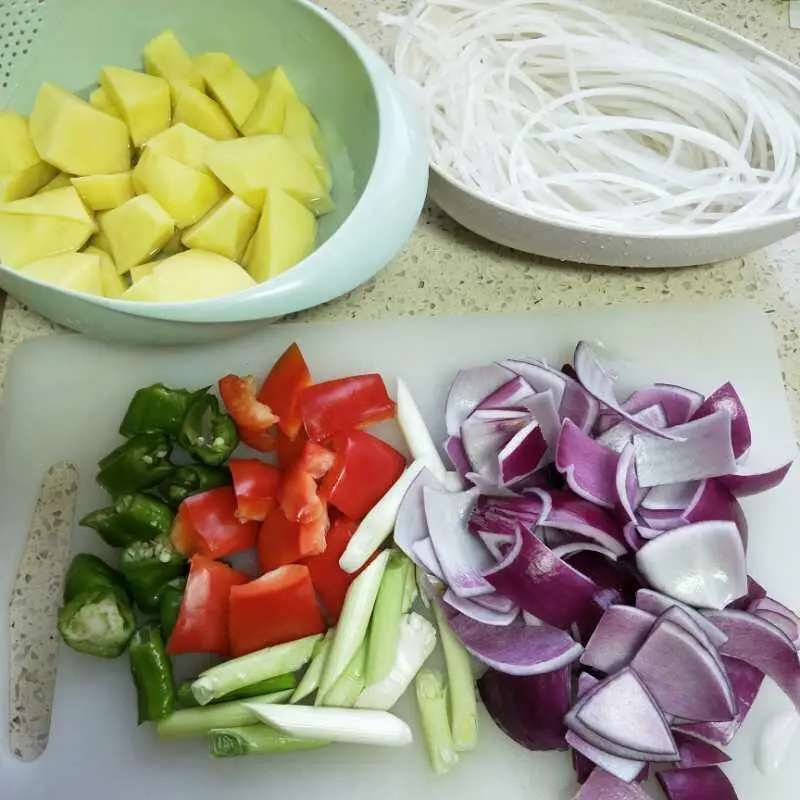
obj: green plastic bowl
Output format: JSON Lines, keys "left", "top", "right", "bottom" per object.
{"left": 0, "top": 0, "right": 428, "bottom": 344}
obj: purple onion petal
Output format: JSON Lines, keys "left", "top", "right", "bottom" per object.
{"left": 445, "top": 364, "right": 513, "bottom": 436}
{"left": 574, "top": 768, "right": 653, "bottom": 799}
{"left": 597, "top": 404, "right": 668, "bottom": 453}
{"left": 499, "top": 359, "right": 566, "bottom": 411}
{"left": 581, "top": 605, "right": 656, "bottom": 674}
{"left": 672, "top": 732, "right": 732, "bottom": 768}
{"left": 522, "top": 390, "right": 562, "bottom": 459}
{"left": 393, "top": 467, "right": 445, "bottom": 566}
{"left": 642, "top": 481, "right": 700, "bottom": 511}
{"left": 477, "top": 376, "right": 535, "bottom": 411}
{"left": 498, "top": 419, "right": 548, "bottom": 487}
{"left": 566, "top": 731, "right": 645, "bottom": 783}
{"left": 622, "top": 383, "right": 704, "bottom": 426}
{"left": 412, "top": 537, "right": 444, "bottom": 581}
{"left": 461, "top": 409, "right": 530, "bottom": 483}
{"left": 473, "top": 591, "right": 517, "bottom": 614}
{"left": 615, "top": 443, "right": 640, "bottom": 523}
{"left": 442, "top": 590, "right": 518, "bottom": 626}
{"left": 692, "top": 382, "right": 752, "bottom": 461}
{"left": 635, "top": 589, "right": 728, "bottom": 648}
{"left": 657, "top": 766, "right": 739, "bottom": 800}
{"left": 718, "top": 462, "right": 793, "bottom": 498}
{"left": 556, "top": 419, "right": 621, "bottom": 509}
{"left": 444, "top": 436, "right": 471, "bottom": 476}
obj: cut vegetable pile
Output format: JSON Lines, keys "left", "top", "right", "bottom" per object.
{"left": 60, "top": 339, "right": 799, "bottom": 798}
{"left": 0, "top": 29, "right": 331, "bottom": 302}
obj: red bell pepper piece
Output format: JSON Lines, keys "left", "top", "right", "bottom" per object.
{"left": 279, "top": 463, "right": 325, "bottom": 524}
{"left": 238, "top": 425, "right": 277, "bottom": 453}
{"left": 276, "top": 428, "right": 308, "bottom": 469}
{"left": 170, "top": 506, "right": 199, "bottom": 554}
{"left": 302, "top": 514, "right": 361, "bottom": 622}
{"left": 297, "top": 442, "right": 336, "bottom": 479}
{"left": 299, "top": 374, "right": 396, "bottom": 442}
{"left": 167, "top": 555, "right": 247, "bottom": 656}
{"left": 258, "top": 505, "right": 328, "bottom": 573}
{"left": 229, "top": 459, "right": 281, "bottom": 522}
{"left": 320, "top": 430, "right": 406, "bottom": 520}
{"left": 228, "top": 564, "right": 326, "bottom": 655}
{"left": 257, "top": 343, "right": 312, "bottom": 440}
{"left": 178, "top": 486, "right": 259, "bottom": 558}
{"left": 219, "top": 374, "right": 279, "bottom": 429}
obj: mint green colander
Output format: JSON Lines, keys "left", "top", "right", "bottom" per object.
{"left": 0, "top": 0, "right": 428, "bottom": 344}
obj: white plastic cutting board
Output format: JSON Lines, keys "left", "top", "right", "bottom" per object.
{"left": 1, "top": 301, "right": 799, "bottom": 800}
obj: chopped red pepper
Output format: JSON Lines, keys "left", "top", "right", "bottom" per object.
{"left": 229, "top": 459, "right": 281, "bottom": 522}
{"left": 302, "top": 514, "right": 361, "bottom": 622}
{"left": 170, "top": 506, "right": 199, "bottom": 555}
{"left": 297, "top": 442, "right": 336, "bottom": 480}
{"left": 228, "top": 564, "right": 326, "bottom": 655}
{"left": 257, "top": 343, "right": 312, "bottom": 440}
{"left": 219, "top": 374, "right": 279, "bottom": 430}
{"left": 299, "top": 374, "right": 396, "bottom": 442}
{"left": 258, "top": 505, "right": 328, "bottom": 573}
{"left": 167, "top": 555, "right": 247, "bottom": 656}
{"left": 238, "top": 425, "right": 277, "bottom": 453}
{"left": 320, "top": 430, "right": 406, "bottom": 520}
{"left": 279, "top": 463, "right": 325, "bottom": 524}
{"left": 276, "top": 427, "right": 308, "bottom": 469}
{"left": 178, "top": 486, "right": 259, "bottom": 558}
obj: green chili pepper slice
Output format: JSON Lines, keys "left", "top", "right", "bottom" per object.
{"left": 129, "top": 624, "right": 176, "bottom": 724}
{"left": 179, "top": 393, "right": 238, "bottom": 467}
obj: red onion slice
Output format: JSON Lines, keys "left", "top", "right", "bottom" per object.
{"left": 718, "top": 462, "right": 792, "bottom": 498}
{"left": 497, "top": 419, "right": 548, "bottom": 487}
{"left": 597, "top": 404, "right": 668, "bottom": 453}
{"left": 445, "top": 364, "right": 513, "bottom": 436}
{"left": 615, "top": 443, "right": 641, "bottom": 522}
{"left": 704, "top": 609, "right": 800, "bottom": 713}
{"left": 635, "top": 521, "right": 747, "bottom": 610}
{"left": 443, "top": 435, "right": 471, "bottom": 476}
{"left": 567, "top": 668, "right": 678, "bottom": 761}
{"left": 447, "top": 612, "right": 583, "bottom": 676}
{"left": 394, "top": 467, "right": 444, "bottom": 567}
{"left": 641, "top": 481, "right": 700, "bottom": 511}
{"left": 479, "top": 666, "right": 571, "bottom": 751}
{"left": 630, "top": 618, "right": 735, "bottom": 722}
{"left": 633, "top": 409, "right": 736, "bottom": 488}
{"left": 656, "top": 607, "right": 728, "bottom": 675}
{"left": 573, "top": 342, "right": 681, "bottom": 440}
{"left": 442, "top": 590, "right": 518, "bottom": 626}
{"left": 672, "top": 731, "right": 732, "bottom": 768}
{"left": 477, "top": 375, "right": 535, "bottom": 411}
{"left": 749, "top": 597, "right": 800, "bottom": 647}
{"left": 692, "top": 382, "right": 751, "bottom": 461}
{"left": 574, "top": 768, "right": 652, "bottom": 799}
{"left": 674, "top": 657, "right": 764, "bottom": 747}
{"left": 552, "top": 543, "right": 619, "bottom": 562}
{"left": 581, "top": 605, "right": 656, "bottom": 674}
{"left": 473, "top": 591, "right": 517, "bottom": 614}
{"left": 424, "top": 486, "right": 494, "bottom": 598}
{"left": 556, "top": 419, "right": 621, "bottom": 509}
{"left": 476, "top": 530, "right": 516, "bottom": 561}
{"left": 622, "top": 383, "right": 704, "bottom": 426}
{"left": 412, "top": 537, "right": 444, "bottom": 581}
{"left": 483, "top": 525, "right": 600, "bottom": 630}
{"left": 657, "top": 766, "right": 739, "bottom": 800}
{"left": 521, "top": 390, "right": 562, "bottom": 458}
{"left": 499, "top": 359, "right": 566, "bottom": 411}
{"left": 461, "top": 409, "right": 530, "bottom": 483}
{"left": 565, "top": 731, "right": 645, "bottom": 783}
{"left": 635, "top": 590, "right": 727, "bottom": 649}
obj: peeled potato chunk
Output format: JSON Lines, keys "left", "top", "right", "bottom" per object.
{"left": 181, "top": 195, "right": 258, "bottom": 262}
{"left": 174, "top": 87, "right": 237, "bottom": 140}
{"left": 0, "top": 111, "right": 58, "bottom": 202}
{"left": 101, "top": 194, "right": 175, "bottom": 272}
{"left": 100, "top": 66, "right": 171, "bottom": 147}
{"left": 84, "top": 245, "right": 127, "bottom": 298}
{"left": 242, "top": 66, "right": 298, "bottom": 136}
{"left": 122, "top": 273, "right": 158, "bottom": 302}
{"left": 133, "top": 148, "right": 225, "bottom": 228}
{"left": 151, "top": 249, "right": 256, "bottom": 301}
{"left": 143, "top": 123, "right": 213, "bottom": 174}
{"left": 71, "top": 172, "right": 134, "bottom": 211}
{"left": 89, "top": 87, "right": 122, "bottom": 119}
{"left": 18, "top": 252, "right": 103, "bottom": 295}
{"left": 143, "top": 30, "right": 204, "bottom": 101}
{"left": 244, "top": 187, "right": 316, "bottom": 283}
{"left": 283, "top": 97, "right": 332, "bottom": 192}
{"left": 206, "top": 134, "right": 332, "bottom": 214}
{"left": 195, "top": 52, "right": 258, "bottom": 131}
{"left": 30, "top": 84, "right": 130, "bottom": 175}
{"left": 0, "top": 186, "right": 97, "bottom": 267}
{"left": 36, "top": 172, "right": 73, "bottom": 194}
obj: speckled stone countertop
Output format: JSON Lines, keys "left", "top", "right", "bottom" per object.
{"left": 3, "top": 0, "right": 800, "bottom": 765}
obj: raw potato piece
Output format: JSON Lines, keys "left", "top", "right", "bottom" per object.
{"left": 151, "top": 249, "right": 256, "bottom": 301}
{"left": 122, "top": 273, "right": 157, "bottom": 302}
{"left": 71, "top": 173, "right": 134, "bottom": 211}
{"left": 129, "top": 261, "right": 158, "bottom": 283}
{"left": 36, "top": 173, "right": 73, "bottom": 194}
{"left": 84, "top": 246, "right": 127, "bottom": 298}
{"left": 143, "top": 30, "right": 204, "bottom": 101}
{"left": 29, "top": 84, "right": 130, "bottom": 175}
{"left": 19, "top": 253, "right": 103, "bottom": 295}
{"left": 160, "top": 229, "right": 184, "bottom": 257}
{"left": 206, "top": 134, "right": 332, "bottom": 213}
{"left": 174, "top": 88, "right": 238, "bottom": 140}
{"left": 283, "top": 98, "right": 332, "bottom": 192}
{"left": 133, "top": 148, "right": 225, "bottom": 228}
{"left": 100, "top": 67, "right": 171, "bottom": 147}
{"left": 244, "top": 188, "right": 316, "bottom": 282}
{"left": 242, "top": 66, "right": 298, "bottom": 136}
{"left": 195, "top": 53, "right": 258, "bottom": 131}
{"left": 181, "top": 195, "right": 258, "bottom": 261}
{"left": 101, "top": 194, "right": 175, "bottom": 272}
{"left": 0, "top": 186, "right": 97, "bottom": 267}
{"left": 143, "top": 123, "right": 213, "bottom": 173}
{"left": 89, "top": 87, "right": 121, "bottom": 119}
{"left": 0, "top": 111, "right": 58, "bottom": 202}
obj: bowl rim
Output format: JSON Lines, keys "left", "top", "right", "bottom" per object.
{"left": 0, "top": 0, "right": 393, "bottom": 318}
{"left": 418, "top": 0, "right": 800, "bottom": 243}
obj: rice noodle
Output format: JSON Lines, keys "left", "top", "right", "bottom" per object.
{"left": 389, "top": 0, "right": 800, "bottom": 233}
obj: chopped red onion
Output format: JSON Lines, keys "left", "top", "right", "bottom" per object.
{"left": 499, "top": 359, "right": 566, "bottom": 411}
{"left": 641, "top": 481, "right": 700, "bottom": 511}
{"left": 476, "top": 530, "right": 516, "bottom": 561}
{"left": 497, "top": 419, "right": 548, "bottom": 486}
{"left": 394, "top": 467, "right": 444, "bottom": 567}
{"left": 444, "top": 435, "right": 471, "bottom": 476}
{"left": 749, "top": 597, "right": 800, "bottom": 647}
{"left": 552, "top": 543, "right": 619, "bottom": 562}
{"left": 581, "top": 605, "right": 655, "bottom": 674}
{"left": 635, "top": 590, "right": 727, "bottom": 649}
{"left": 657, "top": 766, "right": 739, "bottom": 800}
{"left": 461, "top": 409, "right": 529, "bottom": 483}
{"left": 622, "top": 383, "right": 704, "bottom": 426}
{"left": 615, "top": 443, "right": 640, "bottom": 522}
{"left": 692, "top": 382, "right": 751, "bottom": 461}
{"left": 573, "top": 768, "right": 652, "bottom": 799}
{"left": 473, "top": 591, "right": 517, "bottom": 614}
{"left": 445, "top": 364, "right": 513, "bottom": 436}
{"left": 556, "top": 419, "right": 621, "bottom": 509}
{"left": 672, "top": 731, "right": 732, "bottom": 768}
{"left": 477, "top": 375, "right": 535, "bottom": 411}
{"left": 718, "top": 462, "right": 792, "bottom": 498}
{"left": 565, "top": 730, "right": 645, "bottom": 783}
{"left": 522, "top": 390, "right": 562, "bottom": 458}
{"left": 442, "top": 590, "right": 518, "bottom": 626}
{"left": 597, "top": 404, "right": 668, "bottom": 453}
{"left": 412, "top": 537, "right": 444, "bottom": 581}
